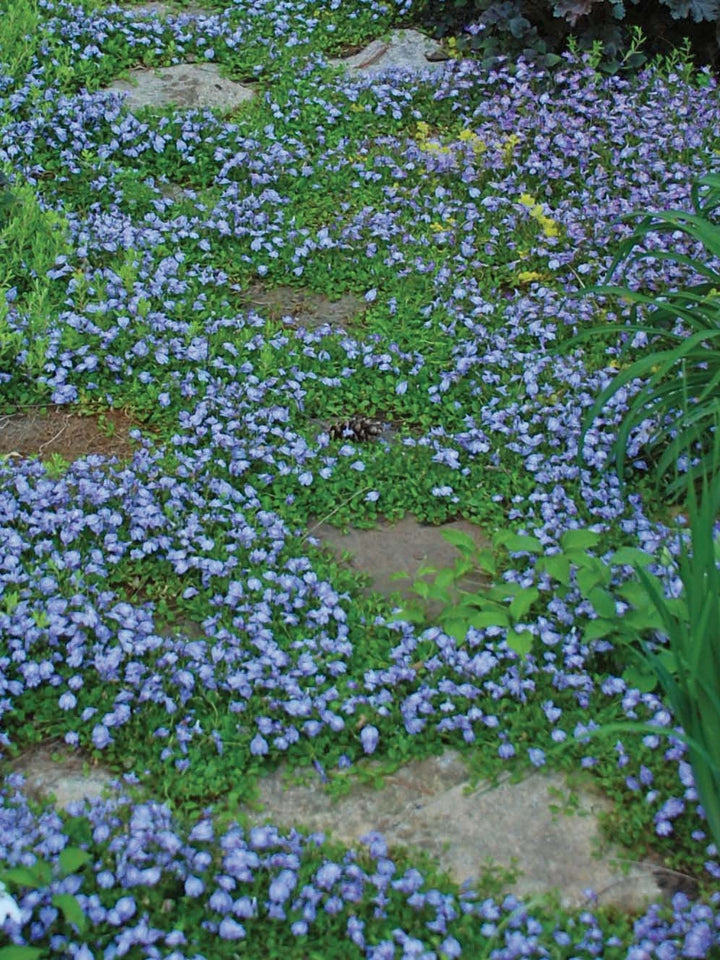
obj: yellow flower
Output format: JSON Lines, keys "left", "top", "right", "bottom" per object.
{"left": 519, "top": 193, "right": 535, "bottom": 207}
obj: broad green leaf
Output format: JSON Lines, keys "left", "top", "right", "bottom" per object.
{"left": 582, "top": 619, "right": 616, "bottom": 640}
{"left": 622, "top": 663, "right": 659, "bottom": 693}
{"left": 440, "top": 529, "right": 477, "bottom": 557}
{"left": 617, "top": 580, "right": 651, "bottom": 606}
{"left": 411, "top": 580, "right": 429, "bottom": 600}
{"left": 577, "top": 566, "right": 604, "bottom": 597}
{"left": 588, "top": 587, "right": 617, "bottom": 619}
{"left": 473, "top": 548, "right": 497, "bottom": 576}
{"left": 393, "top": 607, "right": 426, "bottom": 624}
{"left": 434, "top": 568, "right": 458, "bottom": 590}
{"left": 560, "top": 529, "right": 600, "bottom": 551}
{"left": 465, "top": 609, "right": 511, "bottom": 629}
{"left": 609, "top": 547, "right": 655, "bottom": 568}
{"left": 509, "top": 587, "right": 539, "bottom": 621}
{"left": 495, "top": 532, "right": 543, "bottom": 554}
{"left": 52, "top": 893, "right": 87, "bottom": 932}
{"left": 59, "top": 847, "right": 91, "bottom": 876}
{"left": 0, "top": 949, "right": 43, "bottom": 960}
{"left": 507, "top": 628, "right": 534, "bottom": 657}
{"left": 537, "top": 554, "right": 571, "bottom": 585}
{"left": 444, "top": 619, "right": 469, "bottom": 642}
{"left": 426, "top": 583, "right": 453, "bottom": 603}
{"left": 1, "top": 867, "right": 40, "bottom": 888}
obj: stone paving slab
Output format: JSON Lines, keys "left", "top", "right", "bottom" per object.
{"left": 124, "top": 2, "right": 213, "bottom": 17}
{"left": 9, "top": 745, "right": 113, "bottom": 809}
{"left": 329, "top": 29, "right": 450, "bottom": 76}
{"left": 241, "top": 283, "right": 366, "bottom": 330}
{"left": 310, "top": 514, "right": 489, "bottom": 601}
{"left": 246, "top": 751, "right": 663, "bottom": 910}
{"left": 108, "top": 63, "right": 256, "bottom": 112}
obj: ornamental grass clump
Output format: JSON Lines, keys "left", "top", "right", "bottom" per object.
{"left": 630, "top": 458, "right": 720, "bottom": 854}
{"left": 579, "top": 172, "right": 720, "bottom": 496}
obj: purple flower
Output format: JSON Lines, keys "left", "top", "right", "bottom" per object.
{"left": 360, "top": 725, "right": 379, "bottom": 755}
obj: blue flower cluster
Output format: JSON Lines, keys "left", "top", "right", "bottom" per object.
{"left": 1, "top": 0, "right": 720, "bottom": 953}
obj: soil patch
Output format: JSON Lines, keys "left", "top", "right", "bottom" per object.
{"left": 0, "top": 407, "right": 138, "bottom": 462}
{"left": 244, "top": 751, "right": 663, "bottom": 910}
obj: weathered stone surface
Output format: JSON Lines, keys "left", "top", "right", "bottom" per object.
{"left": 125, "top": 2, "right": 212, "bottom": 17}
{"left": 9, "top": 746, "right": 113, "bottom": 809}
{"left": 309, "top": 514, "right": 489, "bottom": 601}
{"left": 241, "top": 283, "right": 366, "bottom": 330}
{"left": 330, "top": 29, "right": 449, "bottom": 76}
{"left": 245, "top": 752, "right": 662, "bottom": 909}
{"left": 108, "top": 63, "right": 255, "bottom": 112}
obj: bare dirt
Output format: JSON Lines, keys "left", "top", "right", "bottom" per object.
{"left": 0, "top": 406, "right": 138, "bottom": 462}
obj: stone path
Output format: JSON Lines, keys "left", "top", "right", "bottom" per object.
{"left": 240, "top": 283, "right": 366, "bottom": 331}
{"left": 108, "top": 63, "right": 255, "bottom": 112}
{"left": 8, "top": 745, "right": 662, "bottom": 910}
{"left": 329, "top": 29, "right": 450, "bottom": 76}
{"left": 310, "top": 514, "right": 488, "bottom": 602}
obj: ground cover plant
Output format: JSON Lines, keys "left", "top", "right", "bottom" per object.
{"left": 0, "top": 0, "right": 720, "bottom": 955}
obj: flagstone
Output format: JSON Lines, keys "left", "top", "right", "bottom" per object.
{"left": 329, "top": 29, "right": 450, "bottom": 76}
{"left": 245, "top": 751, "right": 663, "bottom": 910}
{"left": 240, "top": 283, "right": 366, "bottom": 330}
{"left": 8, "top": 745, "right": 113, "bottom": 810}
{"left": 309, "top": 514, "right": 489, "bottom": 602}
{"left": 107, "top": 62, "right": 256, "bottom": 112}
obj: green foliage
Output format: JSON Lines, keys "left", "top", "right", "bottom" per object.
{"left": 413, "top": 0, "right": 718, "bottom": 72}
{"left": 578, "top": 172, "right": 720, "bottom": 496}
{"left": 394, "top": 527, "right": 681, "bottom": 686}
{"left": 631, "top": 464, "right": 720, "bottom": 853}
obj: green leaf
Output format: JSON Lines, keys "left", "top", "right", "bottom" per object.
{"left": 588, "top": 587, "right": 617, "bottom": 618}
{"left": 443, "top": 619, "right": 469, "bottom": 642}
{"left": 537, "top": 554, "right": 571, "bottom": 585}
{"left": 1, "top": 866, "right": 44, "bottom": 888}
{"left": 617, "top": 580, "right": 650, "bottom": 606}
{"left": 440, "top": 529, "right": 477, "bottom": 557}
{"left": 434, "top": 568, "right": 458, "bottom": 590}
{"left": 583, "top": 618, "right": 616, "bottom": 640}
{"left": 507, "top": 628, "right": 534, "bottom": 656}
{"left": 52, "top": 893, "right": 87, "bottom": 932}
{"left": 509, "top": 587, "right": 539, "bottom": 621}
{"left": 0, "top": 949, "right": 44, "bottom": 960}
{"left": 622, "top": 663, "right": 659, "bottom": 693}
{"left": 59, "top": 847, "right": 92, "bottom": 876}
{"left": 560, "top": 529, "right": 601, "bottom": 551}
{"left": 465, "top": 608, "right": 511, "bottom": 629}
{"left": 393, "top": 606, "right": 426, "bottom": 624}
{"left": 495, "top": 532, "right": 543, "bottom": 554}
{"left": 609, "top": 547, "right": 655, "bottom": 567}
{"left": 411, "top": 580, "right": 430, "bottom": 600}
{"left": 473, "top": 548, "right": 497, "bottom": 576}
